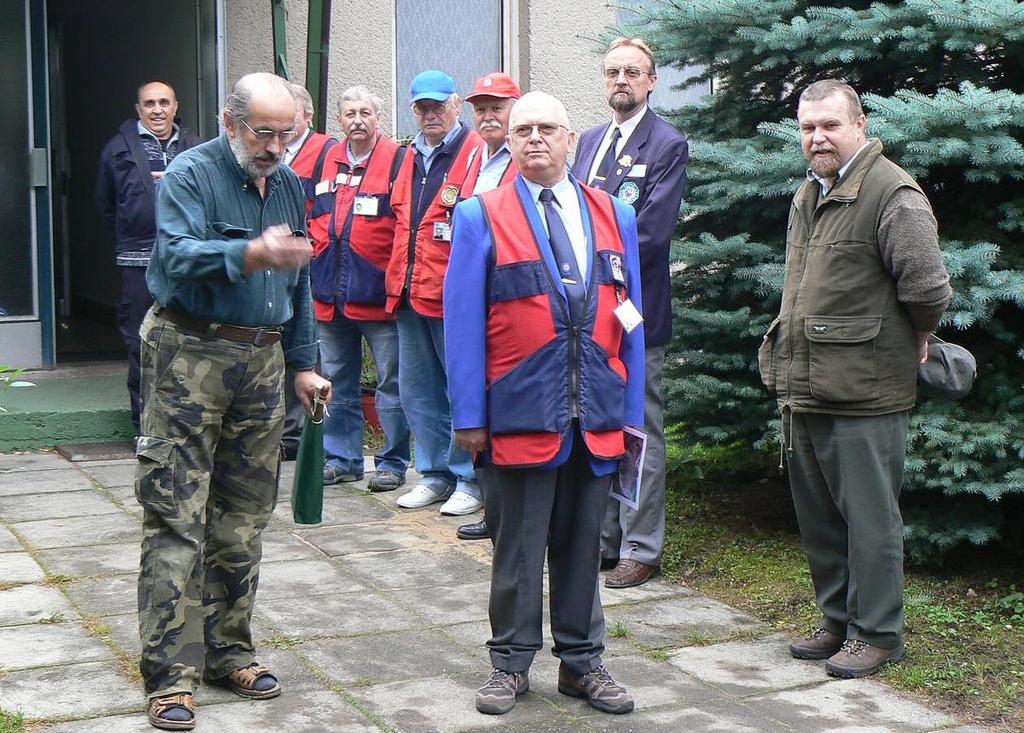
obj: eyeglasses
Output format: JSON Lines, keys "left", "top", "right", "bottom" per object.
{"left": 603, "top": 66, "right": 653, "bottom": 81}
{"left": 239, "top": 118, "right": 296, "bottom": 143}
{"left": 510, "top": 123, "right": 569, "bottom": 139}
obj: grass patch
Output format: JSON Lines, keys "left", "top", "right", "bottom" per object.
{"left": 663, "top": 444, "right": 1024, "bottom": 731}
{"left": 608, "top": 620, "right": 631, "bottom": 639}
{"left": 0, "top": 710, "right": 25, "bottom": 733}
{"left": 42, "top": 574, "right": 73, "bottom": 587}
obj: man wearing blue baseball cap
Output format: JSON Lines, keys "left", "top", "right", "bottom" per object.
{"left": 384, "top": 70, "right": 485, "bottom": 517}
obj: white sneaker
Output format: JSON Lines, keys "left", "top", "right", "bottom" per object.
{"left": 396, "top": 483, "right": 452, "bottom": 509}
{"left": 439, "top": 490, "right": 484, "bottom": 516}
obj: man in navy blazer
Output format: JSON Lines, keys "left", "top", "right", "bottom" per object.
{"left": 572, "top": 36, "right": 689, "bottom": 588}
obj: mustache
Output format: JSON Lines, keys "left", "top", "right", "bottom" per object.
{"left": 810, "top": 145, "right": 838, "bottom": 154}
{"left": 479, "top": 121, "right": 503, "bottom": 131}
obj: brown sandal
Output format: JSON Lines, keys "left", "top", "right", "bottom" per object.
{"left": 209, "top": 662, "right": 281, "bottom": 699}
{"left": 147, "top": 692, "right": 196, "bottom": 731}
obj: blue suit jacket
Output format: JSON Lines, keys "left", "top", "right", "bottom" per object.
{"left": 443, "top": 174, "right": 646, "bottom": 473}
{"left": 572, "top": 108, "right": 688, "bottom": 347}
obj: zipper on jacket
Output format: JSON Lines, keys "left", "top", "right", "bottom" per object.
{"left": 569, "top": 324, "right": 581, "bottom": 419}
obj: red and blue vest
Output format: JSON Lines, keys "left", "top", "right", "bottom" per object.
{"left": 309, "top": 134, "right": 402, "bottom": 322}
{"left": 461, "top": 143, "right": 518, "bottom": 196}
{"left": 385, "top": 128, "right": 482, "bottom": 318}
{"left": 288, "top": 131, "right": 339, "bottom": 213}
{"left": 478, "top": 181, "right": 631, "bottom": 468}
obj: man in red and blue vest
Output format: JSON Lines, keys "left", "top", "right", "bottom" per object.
{"left": 454, "top": 71, "right": 521, "bottom": 542}
{"left": 308, "top": 85, "right": 410, "bottom": 491}
{"left": 445, "top": 91, "right": 645, "bottom": 717}
{"left": 281, "top": 83, "right": 340, "bottom": 460}
{"left": 385, "top": 70, "right": 484, "bottom": 516}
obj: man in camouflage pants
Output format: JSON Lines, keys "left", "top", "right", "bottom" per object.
{"left": 136, "top": 72, "right": 330, "bottom": 731}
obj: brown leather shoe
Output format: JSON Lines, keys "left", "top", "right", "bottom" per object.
{"left": 789, "top": 628, "right": 845, "bottom": 660}
{"left": 604, "top": 559, "right": 657, "bottom": 588}
{"left": 825, "top": 639, "right": 906, "bottom": 678}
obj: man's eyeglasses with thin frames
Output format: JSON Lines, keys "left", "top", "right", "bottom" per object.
{"left": 239, "top": 118, "right": 296, "bottom": 143}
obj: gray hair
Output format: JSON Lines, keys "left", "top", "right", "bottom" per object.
{"left": 509, "top": 91, "right": 571, "bottom": 130}
{"left": 799, "top": 79, "right": 864, "bottom": 120}
{"left": 223, "top": 72, "right": 293, "bottom": 121}
{"left": 337, "top": 85, "right": 382, "bottom": 114}
{"left": 290, "top": 83, "right": 315, "bottom": 118}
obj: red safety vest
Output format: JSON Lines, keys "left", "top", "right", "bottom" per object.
{"left": 309, "top": 134, "right": 402, "bottom": 322}
{"left": 385, "top": 127, "right": 482, "bottom": 318}
{"left": 478, "top": 180, "right": 631, "bottom": 467}
{"left": 289, "top": 131, "right": 339, "bottom": 212}
{"left": 461, "top": 143, "right": 518, "bottom": 196}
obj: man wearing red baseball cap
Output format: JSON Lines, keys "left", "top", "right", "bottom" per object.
{"left": 462, "top": 72, "right": 522, "bottom": 197}
{"left": 454, "top": 71, "right": 523, "bottom": 542}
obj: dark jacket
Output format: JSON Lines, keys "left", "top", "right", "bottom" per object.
{"left": 758, "top": 139, "right": 951, "bottom": 416}
{"left": 573, "top": 108, "right": 689, "bottom": 347}
{"left": 95, "top": 118, "right": 201, "bottom": 256}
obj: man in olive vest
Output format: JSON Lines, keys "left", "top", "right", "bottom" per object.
{"left": 759, "top": 79, "right": 951, "bottom": 678}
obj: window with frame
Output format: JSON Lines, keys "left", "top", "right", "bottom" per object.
{"left": 394, "top": 0, "right": 507, "bottom": 140}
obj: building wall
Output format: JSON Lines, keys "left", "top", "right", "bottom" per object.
{"left": 223, "top": 0, "right": 616, "bottom": 141}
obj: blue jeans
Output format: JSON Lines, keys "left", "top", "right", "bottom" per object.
{"left": 319, "top": 316, "right": 410, "bottom": 476}
{"left": 395, "top": 306, "right": 479, "bottom": 497}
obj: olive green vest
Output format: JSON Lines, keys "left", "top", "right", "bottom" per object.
{"left": 759, "top": 138, "right": 924, "bottom": 415}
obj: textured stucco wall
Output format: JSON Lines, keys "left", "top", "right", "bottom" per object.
{"left": 223, "top": 1, "right": 614, "bottom": 140}
{"left": 524, "top": 1, "right": 617, "bottom": 137}
{"left": 225, "top": 0, "right": 392, "bottom": 139}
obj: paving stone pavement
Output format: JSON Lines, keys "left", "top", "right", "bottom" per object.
{"left": 0, "top": 450, "right": 980, "bottom": 732}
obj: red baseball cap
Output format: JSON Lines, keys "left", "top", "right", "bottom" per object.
{"left": 465, "top": 72, "right": 522, "bottom": 102}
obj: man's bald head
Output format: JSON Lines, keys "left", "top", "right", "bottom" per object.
{"left": 508, "top": 92, "right": 575, "bottom": 188}
{"left": 509, "top": 91, "right": 571, "bottom": 131}
{"left": 223, "top": 73, "right": 297, "bottom": 181}
{"left": 136, "top": 81, "right": 178, "bottom": 140}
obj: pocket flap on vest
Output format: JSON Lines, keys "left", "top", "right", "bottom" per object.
{"left": 804, "top": 315, "right": 882, "bottom": 343}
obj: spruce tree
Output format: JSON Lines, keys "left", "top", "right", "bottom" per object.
{"left": 625, "top": 0, "right": 1024, "bottom": 560}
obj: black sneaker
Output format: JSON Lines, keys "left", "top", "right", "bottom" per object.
{"left": 557, "top": 663, "right": 633, "bottom": 714}
{"left": 367, "top": 471, "right": 405, "bottom": 492}
{"left": 475, "top": 668, "right": 529, "bottom": 715}
{"left": 323, "top": 465, "right": 363, "bottom": 485}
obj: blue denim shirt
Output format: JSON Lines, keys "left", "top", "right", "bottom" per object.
{"left": 148, "top": 134, "right": 318, "bottom": 370}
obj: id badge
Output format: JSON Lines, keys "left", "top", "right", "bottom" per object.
{"left": 433, "top": 221, "right": 452, "bottom": 241}
{"left": 353, "top": 195, "right": 379, "bottom": 217}
{"left": 613, "top": 298, "right": 644, "bottom": 334}
{"left": 608, "top": 254, "right": 627, "bottom": 286}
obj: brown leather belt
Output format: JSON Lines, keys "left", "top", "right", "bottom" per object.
{"left": 155, "top": 306, "right": 283, "bottom": 347}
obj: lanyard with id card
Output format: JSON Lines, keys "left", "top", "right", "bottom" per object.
{"left": 608, "top": 253, "right": 643, "bottom": 333}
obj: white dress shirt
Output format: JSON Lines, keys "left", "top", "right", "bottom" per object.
{"left": 587, "top": 104, "right": 648, "bottom": 184}
{"left": 522, "top": 174, "right": 588, "bottom": 278}
{"left": 283, "top": 128, "right": 311, "bottom": 167}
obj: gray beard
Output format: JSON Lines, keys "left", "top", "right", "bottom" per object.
{"left": 229, "top": 134, "right": 281, "bottom": 180}
{"left": 609, "top": 89, "right": 639, "bottom": 114}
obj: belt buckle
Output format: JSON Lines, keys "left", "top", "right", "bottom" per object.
{"left": 252, "top": 328, "right": 277, "bottom": 347}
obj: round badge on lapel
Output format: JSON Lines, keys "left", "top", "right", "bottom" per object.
{"left": 440, "top": 184, "right": 459, "bottom": 206}
{"left": 617, "top": 180, "right": 640, "bottom": 204}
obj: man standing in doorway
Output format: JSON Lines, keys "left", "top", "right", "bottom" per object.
{"left": 761, "top": 78, "right": 950, "bottom": 678}
{"left": 308, "top": 85, "right": 410, "bottom": 491}
{"left": 454, "top": 70, "right": 521, "bottom": 542}
{"left": 573, "top": 37, "right": 689, "bottom": 588}
{"left": 385, "top": 70, "right": 483, "bottom": 516}
{"left": 137, "top": 72, "right": 330, "bottom": 731}
{"left": 96, "top": 80, "right": 200, "bottom": 432}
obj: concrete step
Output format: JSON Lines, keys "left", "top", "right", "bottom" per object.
{"left": 0, "top": 362, "right": 133, "bottom": 451}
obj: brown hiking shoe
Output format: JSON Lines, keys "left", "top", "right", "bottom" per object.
{"left": 789, "top": 628, "right": 845, "bottom": 660}
{"left": 557, "top": 663, "right": 634, "bottom": 714}
{"left": 475, "top": 668, "right": 529, "bottom": 715}
{"left": 825, "top": 639, "right": 906, "bottom": 678}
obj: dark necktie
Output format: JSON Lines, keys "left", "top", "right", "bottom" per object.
{"left": 592, "top": 127, "right": 622, "bottom": 184}
{"left": 539, "top": 188, "right": 585, "bottom": 321}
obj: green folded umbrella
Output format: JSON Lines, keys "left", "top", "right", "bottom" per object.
{"left": 292, "top": 387, "right": 328, "bottom": 524}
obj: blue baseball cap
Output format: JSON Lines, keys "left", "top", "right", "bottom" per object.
{"left": 410, "top": 70, "right": 457, "bottom": 103}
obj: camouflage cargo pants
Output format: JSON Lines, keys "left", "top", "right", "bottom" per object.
{"left": 135, "top": 307, "right": 285, "bottom": 698}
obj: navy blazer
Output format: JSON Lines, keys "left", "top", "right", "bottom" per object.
{"left": 572, "top": 108, "right": 688, "bottom": 347}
